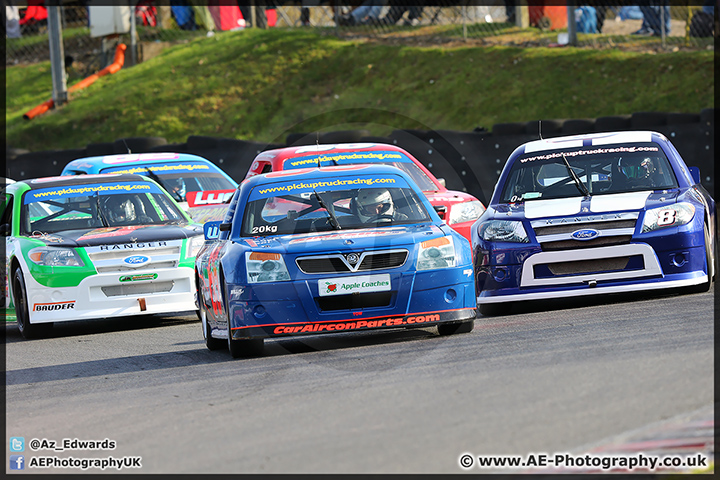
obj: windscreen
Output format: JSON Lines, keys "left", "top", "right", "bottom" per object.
{"left": 499, "top": 142, "right": 679, "bottom": 203}
{"left": 22, "top": 182, "right": 186, "bottom": 234}
{"left": 102, "top": 162, "right": 236, "bottom": 202}
{"left": 282, "top": 150, "right": 438, "bottom": 191}
{"left": 240, "top": 174, "right": 432, "bottom": 236}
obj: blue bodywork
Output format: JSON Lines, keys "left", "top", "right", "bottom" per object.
{"left": 196, "top": 165, "right": 476, "bottom": 344}
{"left": 61, "top": 152, "right": 236, "bottom": 183}
{"left": 471, "top": 131, "right": 716, "bottom": 309}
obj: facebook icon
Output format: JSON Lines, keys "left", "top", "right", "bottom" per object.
{"left": 10, "top": 455, "right": 24, "bottom": 470}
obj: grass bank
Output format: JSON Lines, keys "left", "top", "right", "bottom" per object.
{"left": 5, "top": 28, "right": 714, "bottom": 152}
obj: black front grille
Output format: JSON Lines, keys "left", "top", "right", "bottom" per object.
{"left": 296, "top": 257, "right": 348, "bottom": 274}
{"left": 358, "top": 252, "right": 407, "bottom": 271}
{"left": 317, "top": 292, "right": 392, "bottom": 311}
{"left": 296, "top": 250, "right": 408, "bottom": 274}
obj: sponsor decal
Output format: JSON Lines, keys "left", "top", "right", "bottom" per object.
{"left": 30, "top": 232, "right": 64, "bottom": 243}
{"left": 104, "top": 163, "right": 212, "bottom": 175}
{"left": 119, "top": 273, "right": 158, "bottom": 282}
{"left": 541, "top": 213, "right": 626, "bottom": 225}
{"left": 229, "top": 307, "right": 475, "bottom": 337}
{"left": 33, "top": 301, "right": 75, "bottom": 312}
{"left": 123, "top": 255, "right": 150, "bottom": 266}
{"left": 284, "top": 151, "right": 406, "bottom": 169}
{"left": 99, "top": 241, "right": 168, "bottom": 251}
{"left": 319, "top": 274, "right": 391, "bottom": 297}
{"left": 251, "top": 176, "right": 406, "bottom": 200}
{"left": 187, "top": 189, "right": 235, "bottom": 208}
{"left": 520, "top": 145, "right": 659, "bottom": 163}
{"left": 571, "top": 228, "right": 600, "bottom": 241}
{"left": 25, "top": 183, "right": 157, "bottom": 204}
{"left": 289, "top": 229, "right": 401, "bottom": 244}
{"left": 79, "top": 226, "right": 146, "bottom": 239}
{"left": 272, "top": 313, "right": 444, "bottom": 335}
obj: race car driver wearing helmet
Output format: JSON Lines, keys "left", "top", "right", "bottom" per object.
{"left": 355, "top": 188, "right": 408, "bottom": 223}
{"left": 618, "top": 156, "right": 656, "bottom": 188}
{"left": 102, "top": 195, "right": 137, "bottom": 224}
{"left": 164, "top": 177, "right": 187, "bottom": 202}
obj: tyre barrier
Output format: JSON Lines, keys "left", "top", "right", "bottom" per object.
{"left": 6, "top": 111, "right": 713, "bottom": 199}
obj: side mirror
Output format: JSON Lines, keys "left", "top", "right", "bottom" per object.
{"left": 433, "top": 205, "right": 447, "bottom": 220}
{"left": 688, "top": 166, "right": 701, "bottom": 185}
{"left": 436, "top": 178, "right": 446, "bottom": 188}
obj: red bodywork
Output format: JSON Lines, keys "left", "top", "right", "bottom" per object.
{"left": 243, "top": 143, "right": 485, "bottom": 245}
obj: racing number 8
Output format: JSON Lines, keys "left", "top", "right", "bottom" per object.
{"left": 657, "top": 209, "right": 676, "bottom": 226}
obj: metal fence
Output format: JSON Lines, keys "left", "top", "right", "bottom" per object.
{"left": 5, "top": 1, "right": 717, "bottom": 72}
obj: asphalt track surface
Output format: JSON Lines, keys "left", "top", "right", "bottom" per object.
{"left": 4, "top": 286, "right": 714, "bottom": 474}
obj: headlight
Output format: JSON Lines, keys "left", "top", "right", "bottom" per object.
{"left": 28, "top": 247, "right": 84, "bottom": 267}
{"left": 478, "top": 220, "right": 529, "bottom": 243}
{"left": 186, "top": 235, "right": 205, "bottom": 259}
{"left": 417, "top": 236, "right": 456, "bottom": 271}
{"left": 642, "top": 203, "right": 696, "bottom": 232}
{"left": 246, "top": 251, "right": 291, "bottom": 283}
{"left": 448, "top": 201, "right": 485, "bottom": 225}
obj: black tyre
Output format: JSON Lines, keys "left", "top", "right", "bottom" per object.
{"left": 199, "top": 291, "right": 225, "bottom": 351}
{"left": 478, "top": 303, "right": 509, "bottom": 317}
{"left": 437, "top": 320, "right": 474, "bottom": 335}
{"left": 492, "top": 122, "right": 526, "bottom": 136}
{"left": 13, "top": 269, "right": 52, "bottom": 339}
{"left": 689, "top": 225, "right": 714, "bottom": 294}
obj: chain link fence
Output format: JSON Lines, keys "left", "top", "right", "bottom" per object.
{"left": 5, "top": 1, "right": 717, "bottom": 74}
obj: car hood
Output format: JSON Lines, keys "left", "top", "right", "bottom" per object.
{"left": 29, "top": 224, "right": 204, "bottom": 247}
{"left": 237, "top": 224, "right": 449, "bottom": 255}
{"left": 490, "top": 190, "right": 681, "bottom": 221}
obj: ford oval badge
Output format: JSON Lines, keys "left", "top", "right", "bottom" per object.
{"left": 571, "top": 229, "right": 599, "bottom": 241}
{"left": 123, "top": 255, "right": 150, "bottom": 266}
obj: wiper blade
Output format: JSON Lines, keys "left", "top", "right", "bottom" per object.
{"left": 561, "top": 153, "right": 590, "bottom": 197}
{"left": 143, "top": 167, "right": 183, "bottom": 203}
{"left": 312, "top": 190, "right": 341, "bottom": 230}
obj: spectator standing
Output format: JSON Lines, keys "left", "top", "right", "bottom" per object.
{"left": 633, "top": 0, "right": 671, "bottom": 36}
{"left": 6, "top": 2, "right": 21, "bottom": 38}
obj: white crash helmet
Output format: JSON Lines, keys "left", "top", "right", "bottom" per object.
{"left": 356, "top": 188, "right": 394, "bottom": 221}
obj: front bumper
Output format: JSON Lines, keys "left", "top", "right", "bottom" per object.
{"left": 226, "top": 267, "right": 476, "bottom": 339}
{"left": 476, "top": 239, "right": 707, "bottom": 304}
{"left": 26, "top": 267, "right": 197, "bottom": 323}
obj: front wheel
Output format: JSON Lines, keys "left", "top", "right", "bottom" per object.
{"left": 220, "top": 271, "right": 264, "bottom": 358}
{"left": 200, "top": 295, "right": 225, "bottom": 351}
{"left": 689, "top": 225, "right": 714, "bottom": 294}
{"left": 13, "top": 268, "right": 52, "bottom": 339}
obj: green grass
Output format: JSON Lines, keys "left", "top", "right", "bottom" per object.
{"left": 5, "top": 27, "right": 714, "bottom": 152}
